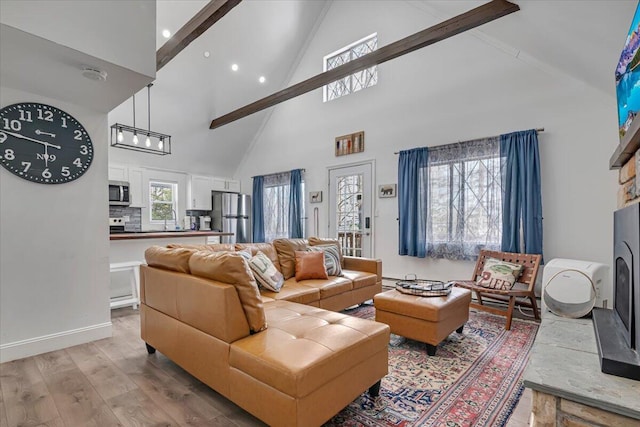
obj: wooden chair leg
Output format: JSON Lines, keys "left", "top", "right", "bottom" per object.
{"left": 476, "top": 291, "right": 484, "bottom": 305}
{"left": 530, "top": 296, "right": 540, "bottom": 320}
{"left": 505, "top": 296, "right": 516, "bottom": 331}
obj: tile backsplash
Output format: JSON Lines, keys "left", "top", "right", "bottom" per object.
{"left": 109, "top": 206, "right": 142, "bottom": 231}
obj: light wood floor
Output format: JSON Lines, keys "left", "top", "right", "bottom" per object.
{"left": 0, "top": 307, "right": 532, "bottom": 427}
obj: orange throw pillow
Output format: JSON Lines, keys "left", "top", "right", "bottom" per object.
{"left": 295, "top": 250, "right": 328, "bottom": 281}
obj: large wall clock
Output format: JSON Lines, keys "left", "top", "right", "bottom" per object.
{"left": 0, "top": 103, "right": 94, "bottom": 184}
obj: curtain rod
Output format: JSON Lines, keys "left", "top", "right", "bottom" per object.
{"left": 252, "top": 168, "right": 305, "bottom": 179}
{"left": 393, "top": 128, "right": 544, "bottom": 155}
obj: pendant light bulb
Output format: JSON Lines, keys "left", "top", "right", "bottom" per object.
{"left": 132, "top": 132, "right": 139, "bottom": 145}
{"left": 145, "top": 135, "right": 151, "bottom": 147}
{"left": 158, "top": 138, "right": 164, "bottom": 150}
{"left": 117, "top": 128, "right": 123, "bottom": 142}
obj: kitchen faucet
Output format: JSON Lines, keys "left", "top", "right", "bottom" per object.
{"left": 164, "top": 208, "right": 178, "bottom": 231}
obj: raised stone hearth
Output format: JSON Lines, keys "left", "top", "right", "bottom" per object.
{"left": 522, "top": 309, "right": 640, "bottom": 426}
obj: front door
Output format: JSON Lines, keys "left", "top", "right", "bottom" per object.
{"left": 328, "top": 162, "right": 373, "bottom": 257}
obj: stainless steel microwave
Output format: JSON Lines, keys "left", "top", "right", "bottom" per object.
{"left": 109, "top": 180, "right": 130, "bottom": 206}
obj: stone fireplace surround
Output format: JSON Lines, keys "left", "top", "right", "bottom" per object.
{"left": 617, "top": 149, "right": 640, "bottom": 208}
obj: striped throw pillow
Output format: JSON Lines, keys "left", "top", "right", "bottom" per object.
{"left": 307, "top": 244, "right": 343, "bottom": 276}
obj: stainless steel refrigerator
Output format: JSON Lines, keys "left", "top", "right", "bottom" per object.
{"left": 212, "top": 192, "right": 251, "bottom": 243}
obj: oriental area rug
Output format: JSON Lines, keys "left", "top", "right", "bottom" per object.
{"left": 326, "top": 305, "right": 538, "bottom": 427}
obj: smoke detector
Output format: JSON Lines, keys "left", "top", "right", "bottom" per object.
{"left": 82, "top": 67, "right": 108, "bottom": 82}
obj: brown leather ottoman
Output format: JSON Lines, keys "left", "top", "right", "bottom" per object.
{"left": 374, "top": 287, "right": 472, "bottom": 355}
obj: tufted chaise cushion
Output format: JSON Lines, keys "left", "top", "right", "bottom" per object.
{"left": 229, "top": 301, "right": 389, "bottom": 398}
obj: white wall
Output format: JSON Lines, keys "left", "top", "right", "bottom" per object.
{"left": 0, "top": 0, "right": 156, "bottom": 362}
{"left": 0, "top": 0, "right": 156, "bottom": 78}
{"left": 0, "top": 87, "right": 111, "bottom": 362}
{"left": 236, "top": 1, "right": 619, "bottom": 283}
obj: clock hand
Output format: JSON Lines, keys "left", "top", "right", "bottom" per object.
{"left": 0, "top": 130, "right": 61, "bottom": 149}
{"left": 43, "top": 144, "right": 48, "bottom": 168}
{"left": 35, "top": 129, "right": 56, "bottom": 138}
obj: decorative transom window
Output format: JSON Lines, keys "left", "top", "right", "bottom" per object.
{"left": 426, "top": 138, "right": 502, "bottom": 260}
{"left": 149, "top": 180, "right": 178, "bottom": 224}
{"left": 323, "top": 33, "right": 378, "bottom": 102}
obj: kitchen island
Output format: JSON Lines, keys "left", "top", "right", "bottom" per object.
{"left": 109, "top": 231, "right": 234, "bottom": 308}
{"left": 110, "top": 230, "right": 233, "bottom": 264}
{"left": 110, "top": 230, "right": 232, "bottom": 241}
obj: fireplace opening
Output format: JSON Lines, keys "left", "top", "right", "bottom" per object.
{"left": 614, "top": 256, "right": 631, "bottom": 337}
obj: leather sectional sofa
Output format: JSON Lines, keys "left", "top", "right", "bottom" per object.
{"left": 140, "top": 238, "right": 390, "bottom": 427}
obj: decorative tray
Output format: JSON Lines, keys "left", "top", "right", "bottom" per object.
{"left": 395, "top": 275, "right": 453, "bottom": 297}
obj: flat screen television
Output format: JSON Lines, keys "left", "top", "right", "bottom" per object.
{"left": 616, "top": 4, "right": 640, "bottom": 142}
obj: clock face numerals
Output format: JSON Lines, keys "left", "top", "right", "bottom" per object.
{"left": 0, "top": 103, "right": 94, "bottom": 184}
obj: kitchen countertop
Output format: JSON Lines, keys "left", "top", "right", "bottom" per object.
{"left": 110, "top": 231, "right": 233, "bottom": 241}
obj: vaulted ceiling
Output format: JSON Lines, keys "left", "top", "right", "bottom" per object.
{"left": 107, "top": 0, "right": 636, "bottom": 176}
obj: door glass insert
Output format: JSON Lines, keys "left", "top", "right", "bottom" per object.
{"left": 336, "top": 174, "right": 363, "bottom": 257}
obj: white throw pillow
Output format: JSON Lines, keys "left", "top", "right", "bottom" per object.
{"left": 249, "top": 251, "right": 285, "bottom": 292}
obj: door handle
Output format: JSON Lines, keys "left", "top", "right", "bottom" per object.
{"left": 365, "top": 217, "right": 370, "bottom": 229}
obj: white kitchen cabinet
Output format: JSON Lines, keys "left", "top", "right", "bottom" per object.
{"left": 108, "top": 164, "right": 128, "bottom": 181}
{"left": 211, "top": 177, "right": 227, "bottom": 192}
{"left": 226, "top": 179, "right": 241, "bottom": 192}
{"left": 212, "top": 177, "right": 240, "bottom": 192}
{"left": 187, "top": 174, "right": 241, "bottom": 210}
{"left": 188, "top": 175, "right": 214, "bottom": 210}
{"left": 128, "top": 167, "right": 146, "bottom": 208}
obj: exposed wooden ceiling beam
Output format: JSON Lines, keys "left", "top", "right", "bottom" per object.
{"left": 157, "top": 0, "right": 242, "bottom": 72}
{"left": 210, "top": 0, "right": 519, "bottom": 130}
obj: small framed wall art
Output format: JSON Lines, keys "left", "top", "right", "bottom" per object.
{"left": 335, "top": 131, "right": 364, "bottom": 156}
{"left": 378, "top": 184, "right": 396, "bottom": 198}
{"left": 309, "top": 191, "right": 323, "bottom": 203}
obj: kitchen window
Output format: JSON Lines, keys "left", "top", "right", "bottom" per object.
{"left": 149, "top": 180, "right": 178, "bottom": 224}
{"left": 323, "top": 33, "right": 378, "bottom": 102}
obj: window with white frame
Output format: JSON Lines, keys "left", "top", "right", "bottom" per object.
{"left": 324, "top": 33, "right": 378, "bottom": 102}
{"left": 426, "top": 138, "right": 502, "bottom": 260}
{"left": 149, "top": 180, "right": 178, "bottom": 225}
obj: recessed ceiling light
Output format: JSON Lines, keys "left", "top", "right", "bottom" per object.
{"left": 162, "top": 29, "right": 171, "bottom": 38}
{"left": 204, "top": 51, "right": 210, "bottom": 58}
{"left": 259, "top": 76, "right": 266, "bottom": 84}
{"left": 231, "top": 63, "right": 239, "bottom": 71}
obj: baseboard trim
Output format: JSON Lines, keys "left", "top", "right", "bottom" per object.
{"left": 0, "top": 321, "right": 113, "bottom": 363}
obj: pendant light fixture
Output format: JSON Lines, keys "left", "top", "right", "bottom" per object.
{"left": 110, "top": 83, "right": 171, "bottom": 155}
{"left": 145, "top": 84, "right": 152, "bottom": 147}
{"left": 132, "top": 94, "right": 139, "bottom": 145}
